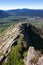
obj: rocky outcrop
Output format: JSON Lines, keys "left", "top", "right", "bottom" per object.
{"left": 0, "top": 22, "right": 43, "bottom": 63}
{"left": 29, "top": 24, "right": 43, "bottom": 38}
{"left": 27, "top": 47, "right": 38, "bottom": 61}
{"left": 0, "top": 24, "right": 20, "bottom": 62}
{"left": 37, "top": 55, "right": 43, "bottom": 65}
{"left": 24, "top": 47, "right": 38, "bottom": 65}
{"left": 24, "top": 46, "right": 43, "bottom": 65}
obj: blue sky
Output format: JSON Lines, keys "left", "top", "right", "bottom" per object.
{"left": 0, "top": 0, "right": 43, "bottom": 10}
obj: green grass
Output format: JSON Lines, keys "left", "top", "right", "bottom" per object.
{"left": 23, "top": 51, "right": 28, "bottom": 57}
{"left": 30, "top": 57, "right": 38, "bottom": 64}
{"left": 6, "top": 45, "right": 24, "bottom": 65}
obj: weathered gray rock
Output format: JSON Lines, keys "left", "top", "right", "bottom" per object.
{"left": 27, "top": 47, "right": 38, "bottom": 61}
{"left": 24, "top": 46, "right": 43, "bottom": 65}
{"left": 24, "top": 46, "right": 38, "bottom": 65}
{"left": 37, "top": 55, "right": 43, "bottom": 65}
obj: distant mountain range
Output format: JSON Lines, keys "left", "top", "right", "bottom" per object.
{"left": 0, "top": 9, "right": 43, "bottom": 18}
{"left": 0, "top": 10, "right": 9, "bottom": 18}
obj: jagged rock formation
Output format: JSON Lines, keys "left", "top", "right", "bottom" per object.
{"left": 0, "top": 22, "right": 43, "bottom": 63}
{"left": 0, "top": 24, "right": 20, "bottom": 62}
{"left": 24, "top": 46, "right": 43, "bottom": 65}
{"left": 30, "top": 24, "right": 43, "bottom": 38}
{"left": 37, "top": 55, "right": 43, "bottom": 65}
{"left": 27, "top": 47, "right": 38, "bottom": 61}
{"left": 24, "top": 47, "right": 38, "bottom": 65}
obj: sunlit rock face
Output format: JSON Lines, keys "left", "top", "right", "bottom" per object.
{"left": 37, "top": 55, "right": 43, "bottom": 65}
{"left": 27, "top": 47, "right": 38, "bottom": 61}
{"left": 24, "top": 46, "right": 43, "bottom": 65}
{"left": 24, "top": 46, "right": 38, "bottom": 65}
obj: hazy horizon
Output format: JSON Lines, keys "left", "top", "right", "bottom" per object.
{"left": 0, "top": 0, "right": 43, "bottom": 10}
{"left": 1, "top": 8, "right": 43, "bottom": 11}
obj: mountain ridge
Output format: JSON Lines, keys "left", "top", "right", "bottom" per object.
{"left": 0, "top": 9, "right": 43, "bottom": 18}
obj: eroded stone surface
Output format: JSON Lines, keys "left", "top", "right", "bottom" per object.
{"left": 24, "top": 46, "right": 43, "bottom": 65}
{"left": 37, "top": 55, "right": 43, "bottom": 65}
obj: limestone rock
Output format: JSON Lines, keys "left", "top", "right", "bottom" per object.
{"left": 27, "top": 47, "right": 38, "bottom": 61}
{"left": 24, "top": 46, "right": 43, "bottom": 65}
{"left": 37, "top": 55, "right": 43, "bottom": 65}
{"left": 24, "top": 46, "right": 38, "bottom": 65}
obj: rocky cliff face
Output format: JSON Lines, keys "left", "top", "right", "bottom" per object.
{"left": 0, "top": 22, "right": 43, "bottom": 64}
{"left": 24, "top": 46, "right": 43, "bottom": 65}
{"left": 37, "top": 55, "right": 43, "bottom": 65}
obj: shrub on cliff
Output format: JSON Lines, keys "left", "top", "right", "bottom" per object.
{"left": 30, "top": 57, "right": 38, "bottom": 64}
{"left": 6, "top": 45, "right": 24, "bottom": 65}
